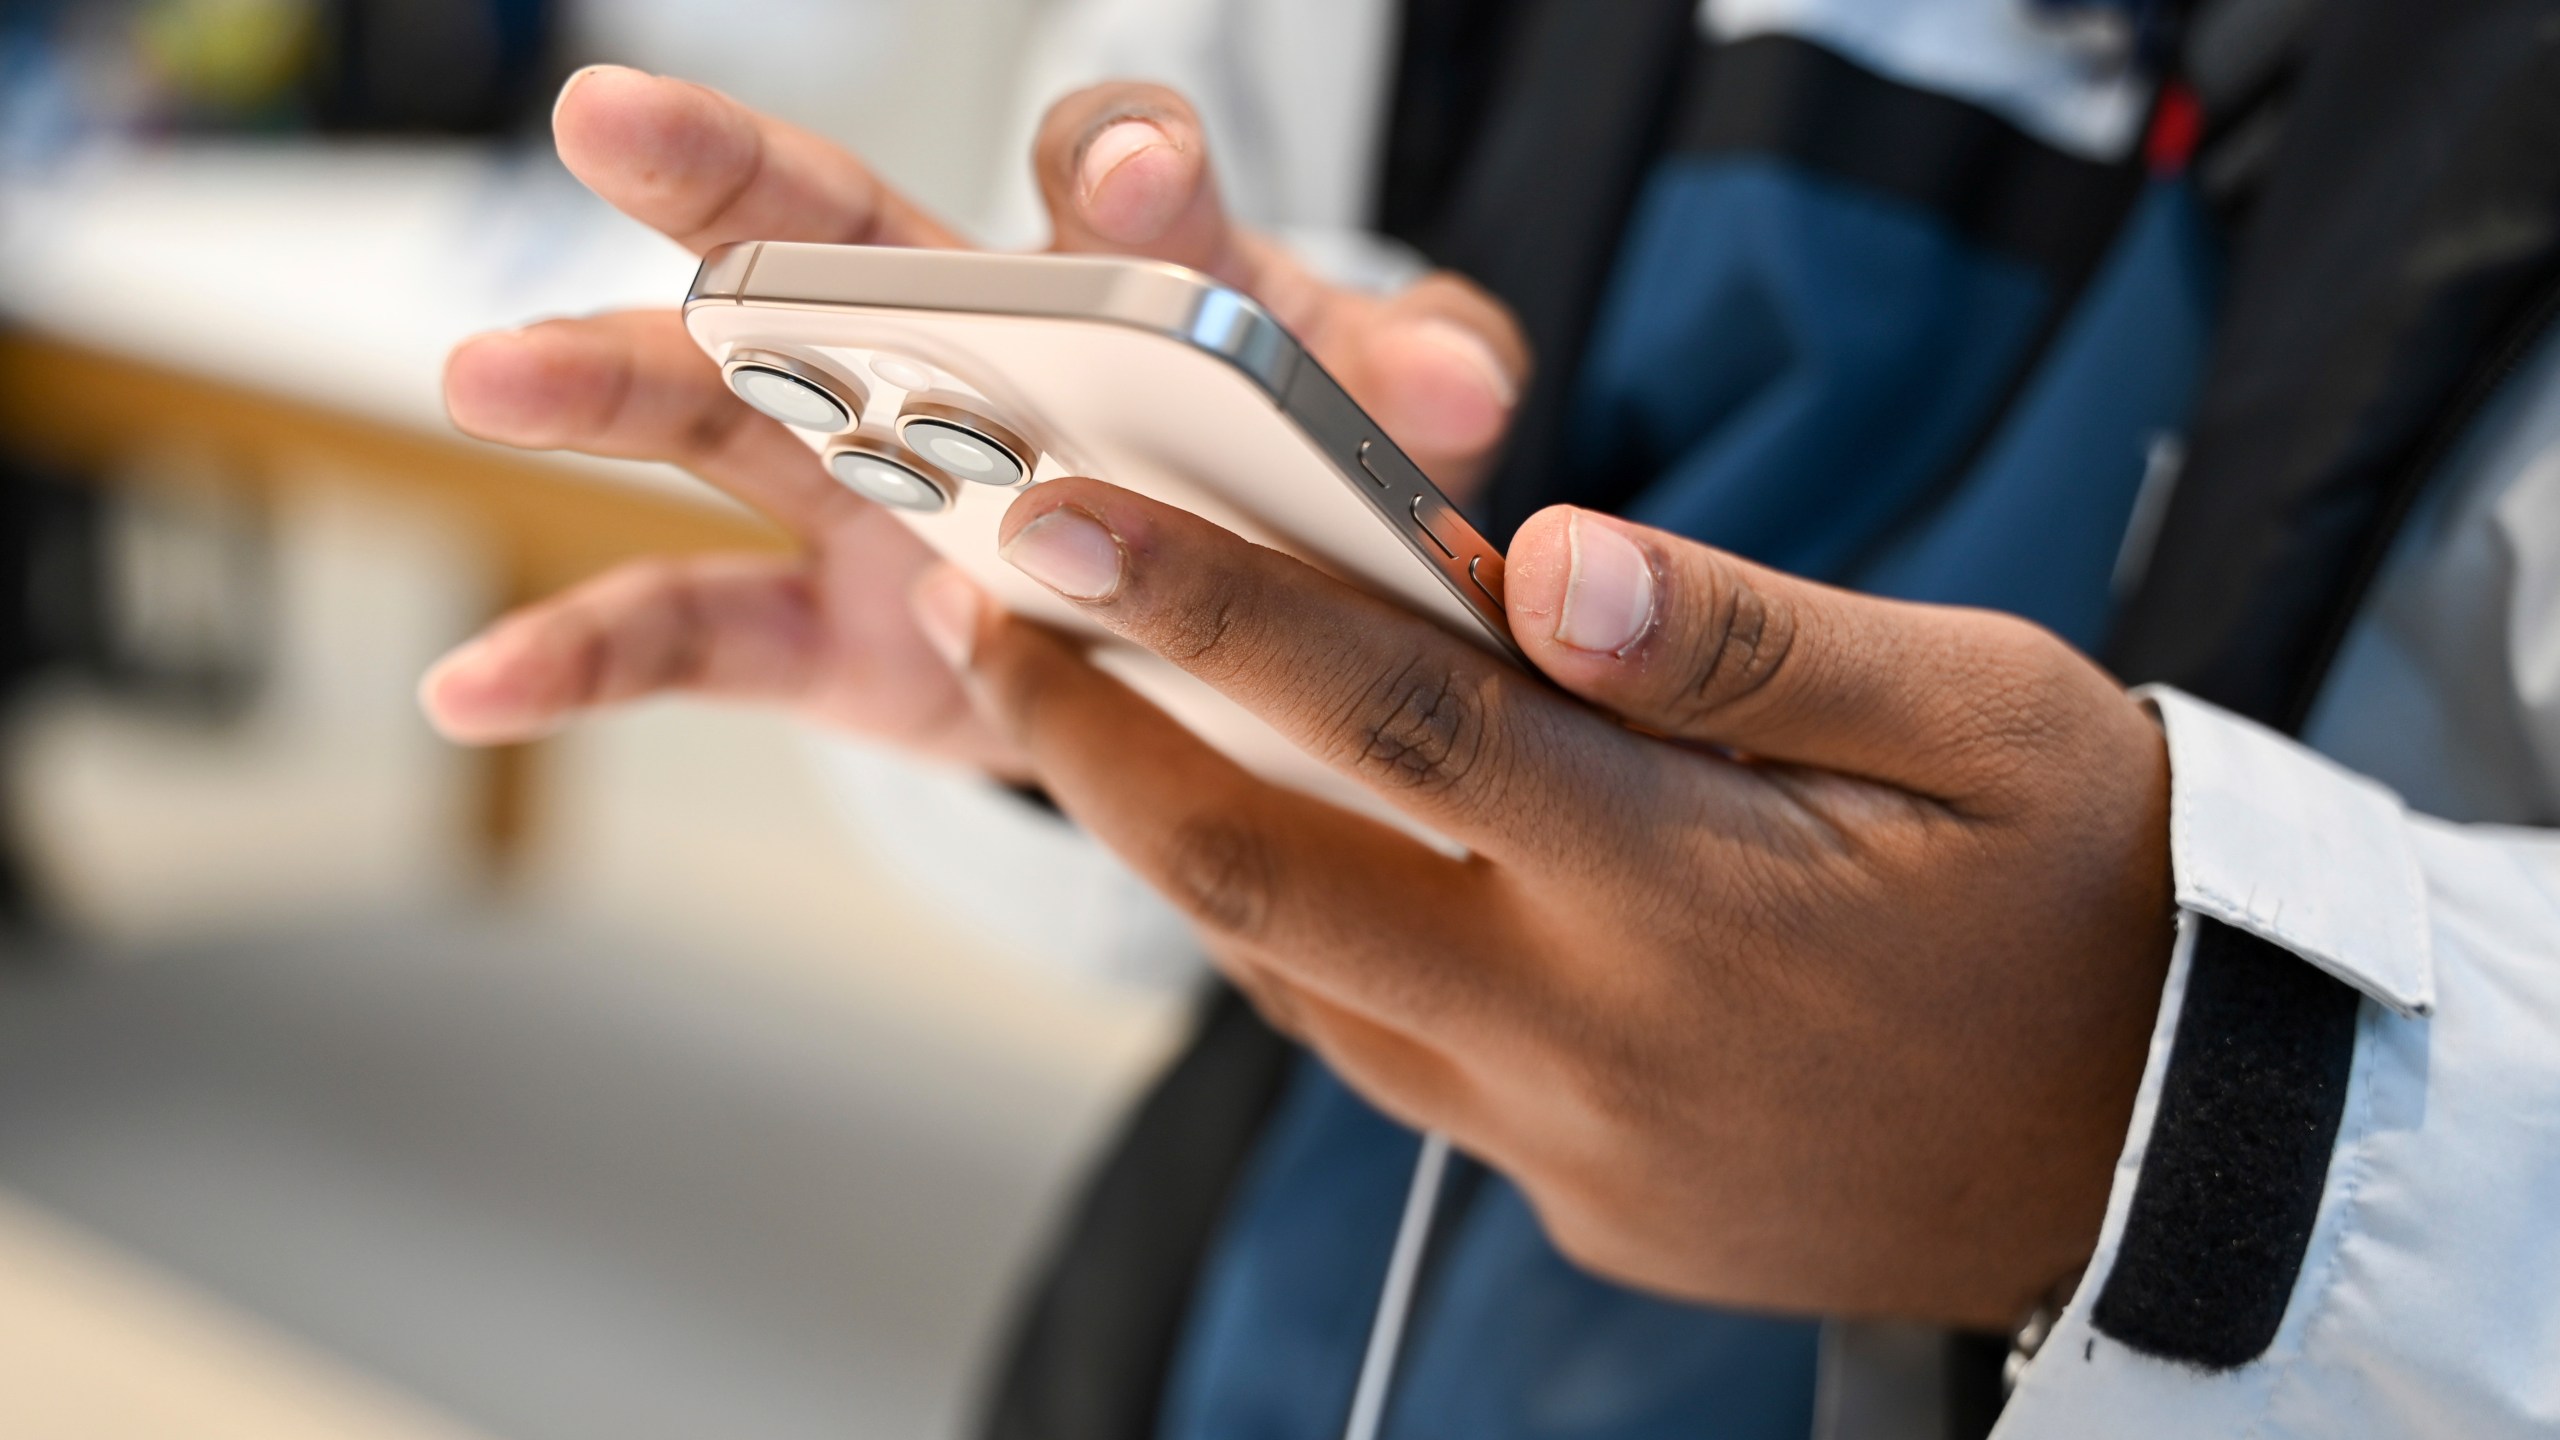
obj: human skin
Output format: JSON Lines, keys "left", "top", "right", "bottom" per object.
{"left": 911, "top": 487, "right": 2172, "bottom": 1327}
{"left": 426, "top": 71, "right": 2173, "bottom": 1328}
{"left": 424, "top": 68, "right": 1524, "bottom": 776}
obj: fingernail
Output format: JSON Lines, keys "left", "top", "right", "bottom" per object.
{"left": 1001, "top": 508, "right": 1124, "bottom": 601}
{"left": 910, "top": 567, "right": 983, "bottom": 670}
{"left": 551, "top": 64, "right": 617, "bottom": 126}
{"left": 1079, "top": 119, "right": 1171, "bottom": 203}
{"left": 1408, "top": 318, "right": 1518, "bottom": 409}
{"left": 1555, "top": 512, "right": 1655, "bottom": 654}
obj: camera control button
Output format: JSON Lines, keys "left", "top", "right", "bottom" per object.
{"left": 1411, "top": 493, "right": 1461, "bottom": 558}
{"left": 1470, "top": 553, "right": 1506, "bottom": 607}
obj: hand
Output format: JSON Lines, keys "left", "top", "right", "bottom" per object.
{"left": 908, "top": 479, "right": 2176, "bottom": 1326}
{"left": 423, "top": 69, "right": 1527, "bottom": 768}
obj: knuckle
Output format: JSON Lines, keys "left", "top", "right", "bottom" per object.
{"left": 826, "top": 174, "right": 897, "bottom": 247}
{"left": 673, "top": 377, "right": 757, "bottom": 464}
{"left": 554, "top": 608, "right": 613, "bottom": 708}
{"left": 547, "top": 333, "right": 637, "bottom": 443}
{"left": 1147, "top": 563, "right": 1339, "bottom": 704}
{"left": 672, "top": 112, "right": 770, "bottom": 242}
{"left": 1334, "top": 657, "right": 1491, "bottom": 796}
{"left": 1162, "top": 811, "right": 1283, "bottom": 942}
{"left": 1661, "top": 555, "right": 1800, "bottom": 731}
{"left": 639, "top": 568, "right": 714, "bottom": 691}
{"left": 568, "top": 562, "right": 686, "bottom": 702}
{"left": 1149, "top": 568, "right": 1244, "bottom": 668}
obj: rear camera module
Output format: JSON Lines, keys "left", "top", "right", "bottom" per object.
{"left": 898, "top": 403, "right": 1032, "bottom": 487}
{"left": 725, "top": 357, "right": 856, "bottom": 432}
{"left": 829, "top": 449, "right": 950, "bottom": 513}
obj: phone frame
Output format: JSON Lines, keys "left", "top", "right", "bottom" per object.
{"left": 685, "top": 241, "right": 1522, "bottom": 663}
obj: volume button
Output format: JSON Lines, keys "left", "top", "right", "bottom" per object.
{"left": 1356, "top": 438, "right": 1391, "bottom": 487}
{"left": 1469, "top": 553, "right": 1506, "bottom": 607}
{"left": 1410, "top": 493, "right": 1460, "bottom": 558}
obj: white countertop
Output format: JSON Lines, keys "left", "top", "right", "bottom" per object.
{"left": 1, "top": 142, "right": 711, "bottom": 499}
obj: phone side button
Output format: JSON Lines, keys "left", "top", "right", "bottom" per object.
{"left": 1411, "top": 493, "right": 1461, "bottom": 559}
{"left": 1470, "top": 553, "right": 1506, "bottom": 608}
{"left": 1357, "top": 437, "right": 1393, "bottom": 488}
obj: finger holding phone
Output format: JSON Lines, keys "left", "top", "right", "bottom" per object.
{"left": 422, "top": 69, "right": 1525, "bottom": 771}
{"left": 421, "top": 64, "right": 2182, "bottom": 1331}
{"left": 914, "top": 479, "right": 2176, "bottom": 1328}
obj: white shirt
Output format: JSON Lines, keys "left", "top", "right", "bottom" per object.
{"left": 1998, "top": 327, "right": 2560, "bottom": 1440}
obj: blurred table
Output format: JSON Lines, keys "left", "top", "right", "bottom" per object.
{"left": 0, "top": 1187, "right": 497, "bottom": 1440}
{"left": 0, "top": 143, "right": 789, "bottom": 870}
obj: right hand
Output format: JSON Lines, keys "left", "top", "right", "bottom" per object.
{"left": 423, "top": 67, "right": 1529, "bottom": 775}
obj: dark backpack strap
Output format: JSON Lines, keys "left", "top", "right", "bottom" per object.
{"left": 2106, "top": 0, "right": 2560, "bottom": 726}
{"left": 975, "top": 985, "right": 1295, "bottom": 1440}
{"left": 1380, "top": 0, "right": 1704, "bottom": 541}
{"left": 2091, "top": 0, "right": 2560, "bottom": 1374}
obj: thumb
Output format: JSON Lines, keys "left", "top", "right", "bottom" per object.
{"left": 1034, "top": 83, "right": 1249, "bottom": 280}
{"left": 1500, "top": 507, "right": 2130, "bottom": 800}
{"left": 1030, "top": 84, "right": 1524, "bottom": 499}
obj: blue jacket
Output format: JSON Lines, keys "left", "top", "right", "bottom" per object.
{"left": 977, "top": 1, "right": 2560, "bottom": 1438}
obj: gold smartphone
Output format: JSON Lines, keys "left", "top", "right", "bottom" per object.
{"left": 685, "top": 241, "right": 1519, "bottom": 830}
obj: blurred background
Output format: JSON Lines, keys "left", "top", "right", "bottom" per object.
{"left": 0, "top": 2, "right": 1198, "bottom": 1436}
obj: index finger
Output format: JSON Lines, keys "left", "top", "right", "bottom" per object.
{"left": 445, "top": 308, "right": 858, "bottom": 533}
{"left": 916, "top": 565, "right": 1526, "bottom": 1050}
{"left": 553, "top": 65, "right": 962, "bottom": 254}
{"left": 987, "top": 477, "right": 1685, "bottom": 870}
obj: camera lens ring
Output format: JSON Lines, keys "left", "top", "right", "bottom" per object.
{"left": 897, "top": 401, "right": 1033, "bottom": 487}
{"left": 723, "top": 350, "right": 864, "bottom": 433}
{"left": 827, "top": 446, "right": 951, "bottom": 514}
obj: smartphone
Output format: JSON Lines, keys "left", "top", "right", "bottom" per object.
{"left": 683, "top": 241, "right": 1520, "bottom": 833}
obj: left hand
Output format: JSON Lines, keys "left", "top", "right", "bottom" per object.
{"left": 422, "top": 71, "right": 1522, "bottom": 768}
{"left": 906, "top": 478, "right": 2176, "bottom": 1328}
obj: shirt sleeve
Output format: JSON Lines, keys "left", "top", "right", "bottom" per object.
{"left": 1995, "top": 685, "right": 2560, "bottom": 1439}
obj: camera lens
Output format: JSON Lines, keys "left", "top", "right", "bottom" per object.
{"left": 829, "top": 450, "right": 949, "bottom": 513}
{"left": 898, "top": 404, "right": 1031, "bottom": 487}
{"left": 904, "top": 420, "right": 1024, "bottom": 485}
{"left": 728, "top": 363, "right": 853, "bottom": 431}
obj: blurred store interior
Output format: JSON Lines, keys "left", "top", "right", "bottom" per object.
{"left": 0, "top": 2, "right": 1190, "bottom": 1436}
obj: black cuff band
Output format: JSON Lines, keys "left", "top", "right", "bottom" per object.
{"left": 2090, "top": 917, "right": 2362, "bottom": 1370}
